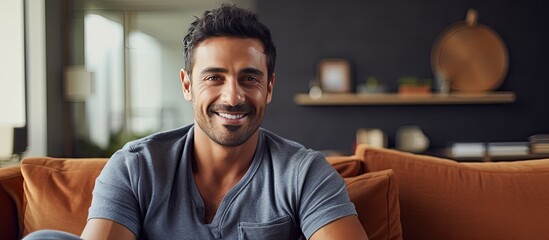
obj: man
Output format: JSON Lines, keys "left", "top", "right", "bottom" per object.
{"left": 25, "top": 4, "right": 368, "bottom": 240}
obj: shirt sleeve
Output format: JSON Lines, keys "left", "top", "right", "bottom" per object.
{"left": 296, "top": 151, "right": 357, "bottom": 239}
{"left": 87, "top": 149, "right": 143, "bottom": 237}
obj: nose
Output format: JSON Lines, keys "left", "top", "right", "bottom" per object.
{"left": 220, "top": 78, "right": 245, "bottom": 106}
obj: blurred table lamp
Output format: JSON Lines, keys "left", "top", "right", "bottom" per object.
{"left": 0, "top": 127, "right": 14, "bottom": 160}
{"left": 64, "top": 66, "right": 92, "bottom": 102}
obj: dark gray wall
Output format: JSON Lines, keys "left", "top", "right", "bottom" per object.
{"left": 257, "top": 0, "right": 549, "bottom": 154}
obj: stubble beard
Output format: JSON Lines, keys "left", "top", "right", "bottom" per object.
{"left": 195, "top": 103, "right": 263, "bottom": 147}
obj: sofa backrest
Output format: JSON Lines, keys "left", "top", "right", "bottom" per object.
{"left": 355, "top": 144, "right": 549, "bottom": 240}
{"left": 2, "top": 155, "right": 404, "bottom": 240}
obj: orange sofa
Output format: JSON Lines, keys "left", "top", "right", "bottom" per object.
{"left": 2, "top": 144, "right": 549, "bottom": 239}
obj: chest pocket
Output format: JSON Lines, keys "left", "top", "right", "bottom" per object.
{"left": 238, "top": 215, "right": 292, "bottom": 240}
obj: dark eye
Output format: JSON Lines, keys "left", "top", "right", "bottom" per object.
{"left": 205, "top": 75, "right": 223, "bottom": 81}
{"left": 241, "top": 76, "right": 259, "bottom": 82}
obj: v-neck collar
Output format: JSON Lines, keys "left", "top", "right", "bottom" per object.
{"left": 184, "top": 126, "right": 265, "bottom": 229}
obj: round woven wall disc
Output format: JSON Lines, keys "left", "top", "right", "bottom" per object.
{"left": 432, "top": 9, "right": 508, "bottom": 92}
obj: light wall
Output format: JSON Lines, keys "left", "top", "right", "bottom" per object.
{"left": 0, "top": 0, "right": 26, "bottom": 128}
{"left": 0, "top": 0, "right": 47, "bottom": 158}
{"left": 25, "top": 0, "right": 48, "bottom": 157}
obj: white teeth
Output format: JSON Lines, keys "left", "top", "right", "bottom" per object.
{"left": 218, "top": 112, "right": 244, "bottom": 120}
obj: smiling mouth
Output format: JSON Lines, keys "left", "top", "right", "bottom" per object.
{"left": 217, "top": 112, "right": 246, "bottom": 120}
{"left": 209, "top": 103, "right": 252, "bottom": 121}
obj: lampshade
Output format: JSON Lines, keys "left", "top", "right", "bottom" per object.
{"left": 64, "top": 66, "right": 92, "bottom": 102}
{"left": 0, "top": 127, "right": 14, "bottom": 160}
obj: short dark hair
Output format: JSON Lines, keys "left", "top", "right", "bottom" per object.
{"left": 183, "top": 4, "right": 276, "bottom": 81}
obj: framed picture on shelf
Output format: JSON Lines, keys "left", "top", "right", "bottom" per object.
{"left": 318, "top": 58, "right": 352, "bottom": 93}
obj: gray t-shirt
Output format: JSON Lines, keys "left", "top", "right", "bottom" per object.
{"left": 88, "top": 125, "right": 356, "bottom": 239}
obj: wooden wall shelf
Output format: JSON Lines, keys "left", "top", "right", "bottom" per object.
{"left": 294, "top": 92, "right": 516, "bottom": 106}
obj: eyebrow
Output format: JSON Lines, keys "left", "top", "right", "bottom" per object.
{"left": 239, "top": 68, "right": 264, "bottom": 77}
{"left": 200, "top": 67, "right": 228, "bottom": 75}
{"left": 200, "top": 67, "right": 264, "bottom": 77}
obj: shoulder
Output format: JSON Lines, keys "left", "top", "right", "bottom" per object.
{"left": 122, "top": 125, "right": 192, "bottom": 154}
{"left": 106, "top": 125, "right": 193, "bottom": 173}
{"left": 261, "top": 128, "right": 324, "bottom": 166}
{"left": 259, "top": 129, "right": 354, "bottom": 239}
{"left": 96, "top": 125, "right": 194, "bottom": 197}
{"left": 260, "top": 128, "right": 330, "bottom": 177}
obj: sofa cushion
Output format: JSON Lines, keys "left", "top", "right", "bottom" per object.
{"left": 20, "top": 158, "right": 107, "bottom": 237}
{"left": 326, "top": 155, "right": 365, "bottom": 178}
{"left": 356, "top": 144, "right": 549, "bottom": 240}
{"left": 327, "top": 156, "right": 403, "bottom": 240}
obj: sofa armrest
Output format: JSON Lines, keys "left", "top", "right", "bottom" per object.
{"left": 0, "top": 165, "right": 24, "bottom": 240}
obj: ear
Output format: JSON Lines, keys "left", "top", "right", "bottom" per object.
{"left": 266, "top": 73, "right": 275, "bottom": 104}
{"left": 181, "top": 69, "right": 193, "bottom": 101}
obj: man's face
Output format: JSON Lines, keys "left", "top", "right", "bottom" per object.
{"left": 181, "top": 37, "right": 274, "bottom": 147}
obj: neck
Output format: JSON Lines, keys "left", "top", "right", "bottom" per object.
{"left": 192, "top": 127, "right": 259, "bottom": 180}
